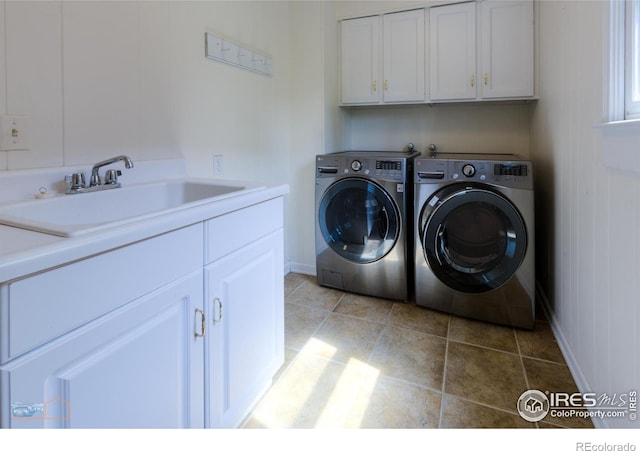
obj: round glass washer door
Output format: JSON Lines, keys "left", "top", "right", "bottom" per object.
{"left": 319, "top": 178, "right": 400, "bottom": 264}
{"left": 419, "top": 183, "right": 527, "bottom": 293}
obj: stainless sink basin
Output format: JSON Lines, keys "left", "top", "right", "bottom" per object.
{"left": 0, "top": 179, "right": 260, "bottom": 237}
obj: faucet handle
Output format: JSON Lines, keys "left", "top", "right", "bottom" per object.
{"left": 64, "top": 172, "right": 86, "bottom": 193}
{"left": 90, "top": 173, "right": 101, "bottom": 187}
{"left": 67, "top": 172, "right": 86, "bottom": 189}
{"left": 104, "top": 169, "right": 122, "bottom": 185}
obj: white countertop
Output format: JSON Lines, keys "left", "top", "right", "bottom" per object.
{"left": 0, "top": 161, "right": 288, "bottom": 283}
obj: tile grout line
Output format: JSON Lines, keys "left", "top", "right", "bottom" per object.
{"left": 444, "top": 392, "right": 537, "bottom": 420}
{"left": 514, "top": 328, "right": 530, "bottom": 388}
{"left": 284, "top": 276, "right": 308, "bottom": 299}
{"left": 514, "top": 327, "right": 539, "bottom": 429}
{"left": 446, "top": 336, "right": 522, "bottom": 358}
{"left": 438, "top": 315, "right": 451, "bottom": 428}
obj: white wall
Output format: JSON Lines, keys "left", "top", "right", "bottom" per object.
{"left": 0, "top": 0, "right": 291, "bottom": 175}
{"left": 531, "top": 0, "right": 640, "bottom": 428}
{"left": 287, "top": 1, "right": 342, "bottom": 275}
{"left": 344, "top": 103, "right": 532, "bottom": 156}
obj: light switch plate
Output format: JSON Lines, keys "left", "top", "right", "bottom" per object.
{"left": 0, "top": 115, "right": 30, "bottom": 151}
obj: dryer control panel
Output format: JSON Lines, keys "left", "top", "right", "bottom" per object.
{"left": 415, "top": 157, "right": 533, "bottom": 190}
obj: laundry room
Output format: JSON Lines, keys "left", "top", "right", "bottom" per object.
{"left": 0, "top": 0, "right": 638, "bottom": 445}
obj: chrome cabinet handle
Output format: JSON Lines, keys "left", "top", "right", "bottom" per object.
{"left": 213, "top": 297, "right": 223, "bottom": 324}
{"left": 194, "top": 308, "right": 206, "bottom": 338}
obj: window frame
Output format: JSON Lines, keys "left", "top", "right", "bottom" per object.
{"left": 598, "top": 0, "right": 640, "bottom": 176}
{"left": 625, "top": 0, "right": 640, "bottom": 119}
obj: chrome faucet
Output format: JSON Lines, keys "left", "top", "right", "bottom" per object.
{"left": 89, "top": 155, "right": 134, "bottom": 187}
{"left": 65, "top": 155, "right": 134, "bottom": 194}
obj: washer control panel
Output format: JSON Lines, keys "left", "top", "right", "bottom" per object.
{"left": 415, "top": 157, "right": 533, "bottom": 189}
{"left": 316, "top": 155, "right": 408, "bottom": 181}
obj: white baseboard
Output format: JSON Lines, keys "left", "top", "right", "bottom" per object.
{"left": 287, "top": 262, "right": 315, "bottom": 276}
{"left": 535, "top": 282, "right": 607, "bottom": 429}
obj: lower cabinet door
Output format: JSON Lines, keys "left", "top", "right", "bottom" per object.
{"left": 0, "top": 272, "right": 205, "bottom": 429}
{"left": 205, "top": 230, "right": 284, "bottom": 428}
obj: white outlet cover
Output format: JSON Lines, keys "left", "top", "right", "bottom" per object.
{"left": 213, "top": 155, "right": 224, "bottom": 176}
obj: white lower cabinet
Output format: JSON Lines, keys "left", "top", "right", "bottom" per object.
{"left": 0, "top": 272, "right": 204, "bottom": 428}
{"left": 205, "top": 229, "right": 284, "bottom": 428}
{"left": 0, "top": 196, "right": 286, "bottom": 429}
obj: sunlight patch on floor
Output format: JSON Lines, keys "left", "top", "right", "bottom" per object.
{"left": 249, "top": 338, "right": 380, "bottom": 428}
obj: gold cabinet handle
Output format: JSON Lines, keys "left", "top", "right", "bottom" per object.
{"left": 194, "top": 308, "right": 206, "bottom": 338}
{"left": 470, "top": 75, "right": 475, "bottom": 87}
{"left": 372, "top": 80, "right": 377, "bottom": 92}
{"left": 384, "top": 79, "right": 388, "bottom": 91}
{"left": 213, "top": 297, "right": 223, "bottom": 325}
{"left": 484, "top": 73, "right": 488, "bottom": 85}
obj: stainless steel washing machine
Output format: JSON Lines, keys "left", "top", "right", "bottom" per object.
{"left": 414, "top": 153, "right": 535, "bottom": 329}
{"left": 315, "top": 150, "right": 419, "bottom": 301}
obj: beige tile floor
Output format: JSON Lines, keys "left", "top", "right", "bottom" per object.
{"left": 243, "top": 273, "right": 593, "bottom": 429}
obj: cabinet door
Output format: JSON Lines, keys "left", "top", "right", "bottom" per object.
{"left": 429, "top": 2, "right": 477, "bottom": 101}
{"left": 340, "top": 16, "right": 380, "bottom": 104}
{"left": 480, "top": 0, "right": 534, "bottom": 98}
{"left": 0, "top": 273, "right": 204, "bottom": 428}
{"left": 383, "top": 9, "right": 425, "bottom": 102}
{"left": 206, "top": 230, "right": 284, "bottom": 428}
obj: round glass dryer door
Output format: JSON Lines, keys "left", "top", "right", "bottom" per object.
{"left": 420, "top": 184, "right": 527, "bottom": 293}
{"left": 319, "top": 178, "right": 400, "bottom": 264}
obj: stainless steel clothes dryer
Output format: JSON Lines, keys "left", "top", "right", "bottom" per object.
{"left": 414, "top": 154, "right": 535, "bottom": 329}
{"left": 315, "top": 151, "right": 419, "bottom": 301}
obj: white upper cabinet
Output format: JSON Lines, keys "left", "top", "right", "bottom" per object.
{"left": 340, "top": 16, "right": 380, "bottom": 104}
{"left": 480, "top": 0, "right": 534, "bottom": 99}
{"left": 341, "top": 1, "right": 535, "bottom": 105}
{"left": 429, "top": 0, "right": 534, "bottom": 102}
{"left": 340, "top": 9, "right": 425, "bottom": 104}
{"left": 383, "top": 10, "right": 425, "bottom": 103}
{"left": 429, "top": 2, "right": 477, "bottom": 101}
